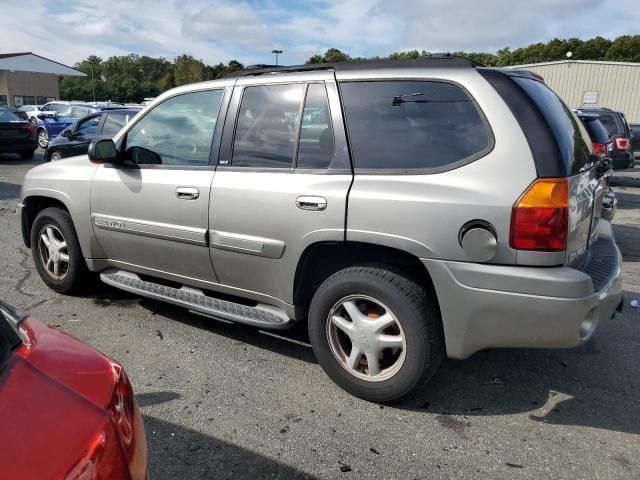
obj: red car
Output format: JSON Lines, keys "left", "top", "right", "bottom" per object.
{"left": 0, "top": 301, "right": 147, "bottom": 479}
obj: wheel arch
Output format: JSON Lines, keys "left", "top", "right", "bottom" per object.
{"left": 293, "top": 241, "right": 440, "bottom": 320}
{"left": 21, "top": 195, "right": 72, "bottom": 248}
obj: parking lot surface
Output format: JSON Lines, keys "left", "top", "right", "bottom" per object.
{"left": 1, "top": 151, "right": 639, "bottom": 479}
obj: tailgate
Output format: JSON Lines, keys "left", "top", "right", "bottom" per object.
{"left": 0, "top": 121, "right": 32, "bottom": 141}
{"left": 567, "top": 166, "right": 606, "bottom": 265}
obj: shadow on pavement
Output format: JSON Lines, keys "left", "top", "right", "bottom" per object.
{"left": 0, "top": 181, "right": 20, "bottom": 200}
{"left": 142, "top": 413, "right": 317, "bottom": 479}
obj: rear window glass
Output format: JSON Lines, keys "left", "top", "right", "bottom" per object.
{"left": 339, "top": 81, "right": 491, "bottom": 171}
{"left": 595, "top": 114, "right": 621, "bottom": 136}
{"left": 0, "top": 110, "right": 21, "bottom": 122}
{"left": 580, "top": 117, "right": 610, "bottom": 144}
{"left": 513, "top": 77, "right": 591, "bottom": 175}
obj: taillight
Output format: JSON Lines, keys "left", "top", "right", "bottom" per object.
{"left": 107, "top": 364, "right": 147, "bottom": 480}
{"left": 22, "top": 123, "right": 35, "bottom": 134}
{"left": 592, "top": 142, "right": 607, "bottom": 158}
{"left": 510, "top": 178, "right": 568, "bottom": 251}
{"left": 613, "top": 136, "right": 629, "bottom": 151}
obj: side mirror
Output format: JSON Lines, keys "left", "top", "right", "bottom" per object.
{"left": 61, "top": 129, "right": 73, "bottom": 138}
{"left": 37, "top": 113, "right": 50, "bottom": 120}
{"left": 88, "top": 139, "right": 118, "bottom": 164}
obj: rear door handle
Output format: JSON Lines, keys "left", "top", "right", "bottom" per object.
{"left": 296, "top": 195, "right": 327, "bottom": 211}
{"left": 175, "top": 187, "right": 200, "bottom": 200}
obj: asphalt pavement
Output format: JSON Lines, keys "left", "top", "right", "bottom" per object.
{"left": 1, "top": 150, "right": 639, "bottom": 479}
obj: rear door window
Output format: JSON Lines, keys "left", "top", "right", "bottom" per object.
{"left": 232, "top": 84, "right": 304, "bottom": 168}
{"left": 339, "top": 81, "right": 491, "bottom": 171}
{"left": 297, "top": 83, "right": 334, "bottom": 169}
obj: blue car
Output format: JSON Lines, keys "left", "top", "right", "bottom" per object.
{"left": 35, "top": 104, "right": 96, "bottom": 149}
{"left": 35, "top": 103, "right": 127, "bottom": 149}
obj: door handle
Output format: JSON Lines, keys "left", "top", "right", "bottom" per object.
{"left": 296, "top": 195, "right": 327, "bottom": 211}
{"left": 175, "top": 187, "right": 200, "bottom": 200}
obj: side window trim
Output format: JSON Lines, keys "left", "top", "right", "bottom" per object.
{"left": 117, "top": 87, "right": 229, "bottom": 169}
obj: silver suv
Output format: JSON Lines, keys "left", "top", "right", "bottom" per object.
{"left": 19, "top": 56, "right": 623, "bottom": 402}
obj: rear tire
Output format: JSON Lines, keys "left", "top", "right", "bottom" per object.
{"left": 37, "top": 129, "right": 48, "bottom": 149}
{"left": 308, "top": 266, "right": 443, "bottom": 403}
{"left": 30, "top": 207, "right": 90, "bottom": 294}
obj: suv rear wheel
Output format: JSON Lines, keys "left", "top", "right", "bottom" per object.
{"left": 308, "top": 266, "right": 443, "bottom": 403}
{"left": 31, "top": 207, "right": 90, "bottom": 293}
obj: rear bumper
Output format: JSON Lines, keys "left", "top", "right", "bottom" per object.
{"left": 611, "top": 151, "right": 633, "bottom": 170}
{"left": 423, "top": 220, "right": 623, "bottom": 359}
{"left": 0, "top": 139, "right": 36, "bottom": 153}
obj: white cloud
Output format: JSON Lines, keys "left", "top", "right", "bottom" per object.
{"left": 0, "top": 0, "right": 638, "bottom": 67}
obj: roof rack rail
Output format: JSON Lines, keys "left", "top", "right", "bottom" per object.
{"left": 225, "top": 54, "right": 483, "bottom": 78}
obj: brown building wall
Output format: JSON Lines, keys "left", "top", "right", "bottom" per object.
{"left": 0, "top": 70, "right": 59, "bottom": 106}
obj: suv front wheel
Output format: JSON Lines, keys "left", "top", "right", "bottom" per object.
{"left": 308, "top": 266, "right": 443, "bottom": 403}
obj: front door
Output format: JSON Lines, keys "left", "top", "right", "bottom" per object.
{"left": 210, "top": 73, "right": 352, "bottom": 304}
{"left": 91, "top": 88, "right": 228, "bottom": 283}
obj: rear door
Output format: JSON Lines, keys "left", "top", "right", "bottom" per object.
{"left": 209, "top": 72, "right": 352, "bottom": 304}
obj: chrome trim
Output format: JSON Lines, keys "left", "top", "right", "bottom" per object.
{"left": 210, "top": 230, "right": 285, "bottom": 258}
{"left": 92, "top": 214, "right": 207, "bottom": 246}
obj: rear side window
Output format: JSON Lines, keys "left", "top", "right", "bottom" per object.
{"left": 233, "top": 84, "right": 304, "bottom": 168}
{"left": 339, "top": 81, "right": 491, "bottom": 171}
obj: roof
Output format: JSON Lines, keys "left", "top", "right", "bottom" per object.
{"left": 0, "top": 52, "right": 85, "bottom": 77}
{"left": 507, "top": 60, "right": 640, "bottom": 69}
{"left": 226, "top": 54, "right": 482, "bottom": 78}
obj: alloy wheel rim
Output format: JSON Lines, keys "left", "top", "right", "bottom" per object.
{"left": 326, "top": 295, "right": 406, "bottom": 382}
{"left": 38, "top": 224, "right": 70, "bottom": 280}
{"left": 38, "top": 130, "right": 48, "bottom": 148}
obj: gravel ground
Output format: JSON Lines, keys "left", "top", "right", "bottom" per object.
{"left": 1, "top": 151, "right": 639, "bottom": 479}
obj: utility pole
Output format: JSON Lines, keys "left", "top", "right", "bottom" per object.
{"left": 90, "top": 62, "right": 96, "bottom": 103}
{"left": 271, "top": 49, "right": 283, "bottom": 66}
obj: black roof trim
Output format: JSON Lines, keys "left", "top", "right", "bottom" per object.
{"left": 225, "top": 54, "right": 483, "bottom": 78}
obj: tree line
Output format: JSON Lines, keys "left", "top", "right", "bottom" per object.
{"left": 61, "top": 35, "right": 640, "bottom": 103}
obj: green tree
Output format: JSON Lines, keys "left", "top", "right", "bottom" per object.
{"left": 605, "top": 35, "right": 640, "bottom": 62}
{"left": 172, "top": 54, "right": 206, "bottom": 86}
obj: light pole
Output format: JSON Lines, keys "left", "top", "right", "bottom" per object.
{"left": 271, "top": 49, "right": 283, "bottom": 66}
{"left": 90, "top": 63, "right": 96, "bottom": 103}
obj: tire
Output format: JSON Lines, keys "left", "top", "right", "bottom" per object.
{"left": 19, "top": 150, "right": 35, "bottom": 160}
{"left": 37, "top": 129, "right": 48, "bottom": 149}
{"left": 49, "top": 151, "right": 62, "bottom": 162}
{"left": 30, "top": 207, "right": 90, "bottom": 294}
{"left": 308, "top": 266, "right": 443, "bottom": 403}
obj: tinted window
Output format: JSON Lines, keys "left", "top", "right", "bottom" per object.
{"left": 513, "top": 77, "right": 591, "bottom": 175}
{"left": 77, "top": 116, "right": 100, "bottom": 136}
{"left": 340, "top": 81, "right": 490, "bottom": 170}
{"left": 125, "top": 89, "right": 223, "bottom": 166}
{"left": 297, "top": 84, "right": 334, "bottom": 169}
{"left": 71, "top": 106, "right": 92, "bottom": 118}
{"left": 596, "top": 114, "right": 621, "bottom": 136}
{"left": 0, "top": 110, "right": 21, "bottom": 122}
{"left": 232, "top": 84, "right": 304, "bottom": 168}
{"left": 102, "top": 112, "right": 128, "bottom": 135}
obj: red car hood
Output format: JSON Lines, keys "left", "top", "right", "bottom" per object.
{"left": 0, "top": 318, "right": 122, "bottom": 479}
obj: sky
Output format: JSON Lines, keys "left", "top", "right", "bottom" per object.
{"left": 1, "top": 0, "right": 638, "bottom": 67}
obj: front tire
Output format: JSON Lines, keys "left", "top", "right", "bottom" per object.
{"left": 30, "top": 207, "right": 90, "bottom": 294}
{"left": 49, "top": 151, "right": 62, "bottom": 162}
{"left": 308, "top": 266, "right": 443, "bottom": 403}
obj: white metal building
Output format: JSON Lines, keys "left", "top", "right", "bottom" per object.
{"left": 508, "top": 60, "right": 640, "bottom": 123}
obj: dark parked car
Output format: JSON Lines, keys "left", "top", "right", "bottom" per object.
{"left": 0, "top": 301, "right": 147, "bottom": 479}
{"left": 576, "top": 108, "right": 633, "bottom": 169}
{"left": 46, "top": 107, "right": 142, "bottom": 161}
{"left": 0, "top": 108, "right": 37, "bottom": 159}
{"left": 576, "top": 112, "right": 616, "bottom": 221}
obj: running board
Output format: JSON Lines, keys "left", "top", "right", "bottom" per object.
{"left": 100, "top": 269, "right": 292, "bottom": 329}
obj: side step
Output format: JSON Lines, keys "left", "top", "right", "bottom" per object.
{"left": 100, "top": 269, "right": 292, "bottom": 329}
